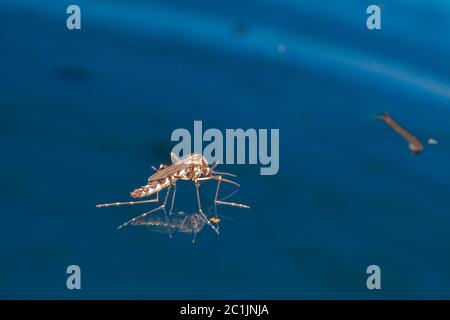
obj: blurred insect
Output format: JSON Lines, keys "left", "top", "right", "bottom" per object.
{"left": 131, "top": 211, "right": 206, "bottom": 243}
{"left": 96, "top": 153, "right": 249, "bottom": 234}
{"left": 376, "top": 112, "right": 424, "bottom": 155}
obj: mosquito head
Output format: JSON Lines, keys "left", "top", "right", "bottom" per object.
{"left": 200, "top": 161, "right": 217, "bottom": 177}
{"left": 204, "top": 165, "right": 213, "bottom": 177}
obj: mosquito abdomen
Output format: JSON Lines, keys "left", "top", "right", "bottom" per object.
{"left": 130, "top": 178, "right": 172, "bottom": 198}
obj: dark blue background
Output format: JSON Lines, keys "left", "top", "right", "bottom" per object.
{"left": 1, "top": 0, "right": 450, "bottom": 299}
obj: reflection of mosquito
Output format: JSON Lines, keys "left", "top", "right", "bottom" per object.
{"left": 131, "top": 211, "right": 208, "bottom": 243}
{"left": 96, "top": 153, "right": 249, "bottom": 234}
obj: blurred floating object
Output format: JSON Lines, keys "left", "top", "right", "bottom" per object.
{"left": 376, "top": 112, "right": 424, "bottom": 155}
{"left": 428, "top": 138, "right": 438, "bottom": 145}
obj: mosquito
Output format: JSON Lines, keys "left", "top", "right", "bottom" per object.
{"left": 131, "top": 211, "right": 207, "bottom": 243}
{"left": 96, "top": 153, "right": 249, "bottom": 234}
{"left": 376, "top": 112, "right": 424, "bottom": 155}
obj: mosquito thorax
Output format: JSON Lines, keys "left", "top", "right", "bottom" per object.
{"left": 184, "top": 153, "right": 207, "bottom": 165}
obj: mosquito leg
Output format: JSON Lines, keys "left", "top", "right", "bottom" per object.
{"left": 214, "top": 177, "right": 221, "bottom": 217}
{"left": 213, "top": 176, "right": 221, "bottom": 230}
{"left": 194, "top": 181, "right": 203, "bottom": 212}
{"left": 117, "top": 199, "right": 164, "bottom": 230}
{"left": 211, "top": 176, "right": 250, "bottom": 209}
{"left": 161, "top": 186, "right": 172, "bottom": 238}
{"left": 96, "top": 193, "right": 159, "bottom": 208}
{"left": 190, "top": 214, "right": 199, "bottom": 243}
{"left": 116, "top": 187, "right": 173, "bottom": 230}
{"left": 194, "top": 181, "right": 220, "bottom": 235}
{"left": 169, "top": 183, "right": 177, "bottom": 215}
{"left": 215, "top": 200, "right": 250, "bottom": 209}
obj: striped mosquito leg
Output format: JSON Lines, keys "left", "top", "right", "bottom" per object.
{"left": 214, "top": 177, "right": 221, "bottom": 215}
{"left": 96, "top": 194, "right": 159, "bottom": 208}
{"left": 117, "top": 204, "right": 163, "bottom": 229}
{"left": 161, "top": 186, "right": 173, "bottom": 238}
{"left": 215, "top": 200, "right": 250, "bottom": 209}
{"left": 212, "top": 176, "right": 250, "bottom": 209}
{"left": 169, "top": 183, "right": 177, "bottom": 215}
{"left": 194, "top": 181, "right": 220, "bottom": 235}
{"left": 117, "top": 188, "right": 172, "bottom": 230}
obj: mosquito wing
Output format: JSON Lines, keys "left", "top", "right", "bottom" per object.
{"left": 147, "top": 162, "right": 190, "bottom": 182}
{"left": 148, "top": 154, "right": 204, "bottom": 181}
{"left": 170, "top": 152, "right": 180, "bottom": 164}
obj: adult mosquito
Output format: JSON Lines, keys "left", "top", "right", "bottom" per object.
{"left": 96, "top": 153, "right": 249, "bottom": 234}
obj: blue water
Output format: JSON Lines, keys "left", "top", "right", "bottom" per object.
{"left": 1, "top": 0, "right": 450, "bottom": 299}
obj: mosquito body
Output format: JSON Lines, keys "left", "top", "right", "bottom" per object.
{"left": 96, "top": 153, "right": 249, "bottom": 235}
{"left": 129, "top": 153, "right": 211, "bottom": 198}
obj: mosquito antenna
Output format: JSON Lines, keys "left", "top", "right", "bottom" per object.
{"left": 212, "top": 176, "right": 240, "bottom": 187}
{"left": 212, "top": 171, "right": 236, "bottom": 177}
